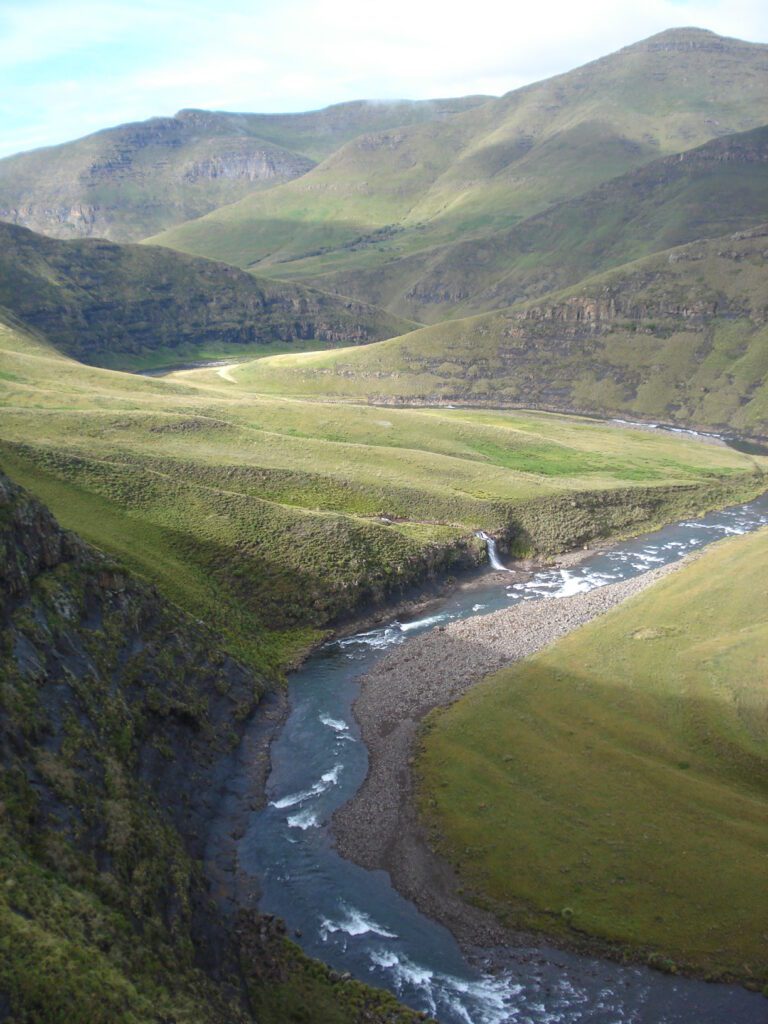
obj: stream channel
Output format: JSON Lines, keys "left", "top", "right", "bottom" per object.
{"left": 233, "top": 494, "right": 768, "bottom": 1024}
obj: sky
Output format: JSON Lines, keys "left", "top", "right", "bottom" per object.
{"left": 1, "top": 0, "right": 767, "bottom": 159}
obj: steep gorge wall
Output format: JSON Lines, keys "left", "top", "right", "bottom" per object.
{"left": 0, "top": 469, "right": 421, "bottom": 1023}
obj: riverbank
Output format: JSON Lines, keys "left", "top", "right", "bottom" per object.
{"left": 331, "top": 558, "right": 693, "bottom": 955}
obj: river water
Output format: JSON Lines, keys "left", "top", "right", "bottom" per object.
{"left": 238, "top": 494, "right": 768, "bottom": 1024}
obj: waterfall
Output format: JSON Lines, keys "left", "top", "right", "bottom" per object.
{"left": 476, "top": 531, "right": 511, "bottom": 572}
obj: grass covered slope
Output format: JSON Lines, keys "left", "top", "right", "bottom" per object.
{"left": 150, "top": 29, "right": 768, "bottom": 314}
{"left": 416, "top": 527, "right": 768, "bottom": 986}
{"left": 305, "top": 123, "right": 768, "bottom": 323}
{"left": 0, "top": 98, "right": 489, "bottom": 242}
{"left": 2, "top": 320, "right": 764, "bottom": 674}
{"left": 235, "top": 226, "right": 768, "bottom": 436}
{"left": 0, "top": 222, "right": 416, "bottom": 370}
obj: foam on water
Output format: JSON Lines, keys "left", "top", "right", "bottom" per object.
{"left": 399, "top": 612, "right": 452, "bottom": 632}
{"left": 369, "top": 949, "right": 515, "bottom": 1024}
{"left": 287, "top": 809, "right": 319, "bottom": 830}
{"left": 319, "top": 713, "right": 349, "bottom": 732}
{"left": 336, "top": 625, "right": 404, "bottom": 651}
{"left": 270, "top": 763, "right": 343, "bottom": 809}
{"left": 320, "top": 904, "right": 398, "bottom": 941}
{"left": 511, "top": 568, "right": 617, "bottom": 602}
{"left": 612, "top": 418, "right": 658, "bottom": 430}
{"left": 681, "top": 520, "right": 746, "bottom": 535}
{"left": 555, "top": 570, "right": 599, "bottom": 597}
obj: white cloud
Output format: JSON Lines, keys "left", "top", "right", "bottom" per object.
{"left": 1, "top": 0, "right": 767, "bottom": 156}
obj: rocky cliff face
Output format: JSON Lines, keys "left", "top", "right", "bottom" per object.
{"left": 0, "top": 114, "right": 316, "bottom": 242}
{"left": 506, "top": 227, "right": 768, "bottom": 336}
{"left": 0, "top": 467, "right": 266, "bottom": 1018}
{"left": 0, "top": 469, "right": 423, "bottom": 1023}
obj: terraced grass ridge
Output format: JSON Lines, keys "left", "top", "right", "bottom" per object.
{"left": 0, "top": 221, "right": 416, "bottom": 371}
{"left": 150, "top": 29, "right": 768, "bottom": 323}
{"left": 293, "top": 124, "right": 768, "bottom": 323}
{"left": 2, "top": 318, "right": 764, "bottom": 676}
{"left": 416, "top": 526, "right": 768, "bottom": 988}
{"left": 231, "top": 226, "right": 768, "bottom": 436}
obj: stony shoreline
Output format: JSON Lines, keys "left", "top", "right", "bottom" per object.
{"left": 204, "top": 546, "right": 601, "bottom": 919}
{"left": 332, "top": 557, "right": 687, "bottom": 953}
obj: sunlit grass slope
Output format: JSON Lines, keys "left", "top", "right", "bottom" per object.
{"left": 299, "top": 125, "right": 768, "bottom": 323}
{"left": 417, "top": 527, "right": 768, "bottom": 985}
{"left": 232, "top": 227, "right": 768, "bottom": 436}
{"left": 1, "top": 320, "right": 764, "bottom": 674}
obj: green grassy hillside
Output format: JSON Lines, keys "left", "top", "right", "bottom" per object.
{"left": 417, "top": 526, "right": 768, "bottom": 987}
{"left": 298, "top": 124, "right": 768, "bottom": 322}
{"left": 150, "top": 29, "right": 768, "bottom": 316}
{"left": 0, "top": 222, "right": 416, "bottom": 370}
{"left": 232, "top": 226, "right": 768, "bottom": 436}
{"left": 0, "top": 98, "right": 489, "bottom": 242}
{"left": 2, "top": 320, "right": 763, "bottom": 675}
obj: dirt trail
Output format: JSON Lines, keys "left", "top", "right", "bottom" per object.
{"left": 217, "top": 364, "right": 238, "bottom": 383}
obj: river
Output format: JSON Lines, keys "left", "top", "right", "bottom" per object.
{"left": 233, "top": 494, "right": 768, "bottom": 1024}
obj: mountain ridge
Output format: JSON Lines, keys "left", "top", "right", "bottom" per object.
{"left": 147, "top": 26, "right": 768, "bottom": 319}
{"left": 293, "top": 122, "right": 768, "bottom": 321}
{"left": 0, "top": 97, "right": 490, "bottom": 242}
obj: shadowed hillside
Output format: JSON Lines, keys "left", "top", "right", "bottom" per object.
{"left": 0, "top": 469, "right": 426, "bottom": 1024}
{"left": 418, "top": 525, "right": 768, "bottom": 986}
{"left": 0, "top": 222, "right": 416, "bottom": 370}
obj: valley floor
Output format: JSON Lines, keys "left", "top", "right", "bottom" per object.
{"left": 4, "top": 320, "right": 765, "bottom": 678}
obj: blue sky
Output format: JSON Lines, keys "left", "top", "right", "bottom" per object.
{"left": 1, "top": 0, "right": 766, "bottom": 158}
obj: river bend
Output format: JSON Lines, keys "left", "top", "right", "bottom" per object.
{"left": 237, "top": 495, "right": 768, "bottom": 1024}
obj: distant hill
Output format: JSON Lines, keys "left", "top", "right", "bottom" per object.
{"left": 302, "top": 124, "right": 768, "bottom": 322}
{"left": 150, "top": 28, "right": 768, "bottom": 305}
{"left": 0, "top": 222, "right": 415, "bottom": 368}
{"left": 0, "top": 98, "right": 488, "bottom": 242}
{"left": 234, "top": 226, "right": 768, "bottom": 436}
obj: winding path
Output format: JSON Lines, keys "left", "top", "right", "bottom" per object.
{"left": 217, "top": 363, "right": 238, "bottom": 383}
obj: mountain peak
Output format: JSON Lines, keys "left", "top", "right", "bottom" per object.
{"left": 626, "top": 26, "right": 752, "bottom": 53}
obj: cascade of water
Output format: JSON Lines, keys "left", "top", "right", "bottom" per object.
{"left": 476, "top": 530, "right": 511, "bottom": 572}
